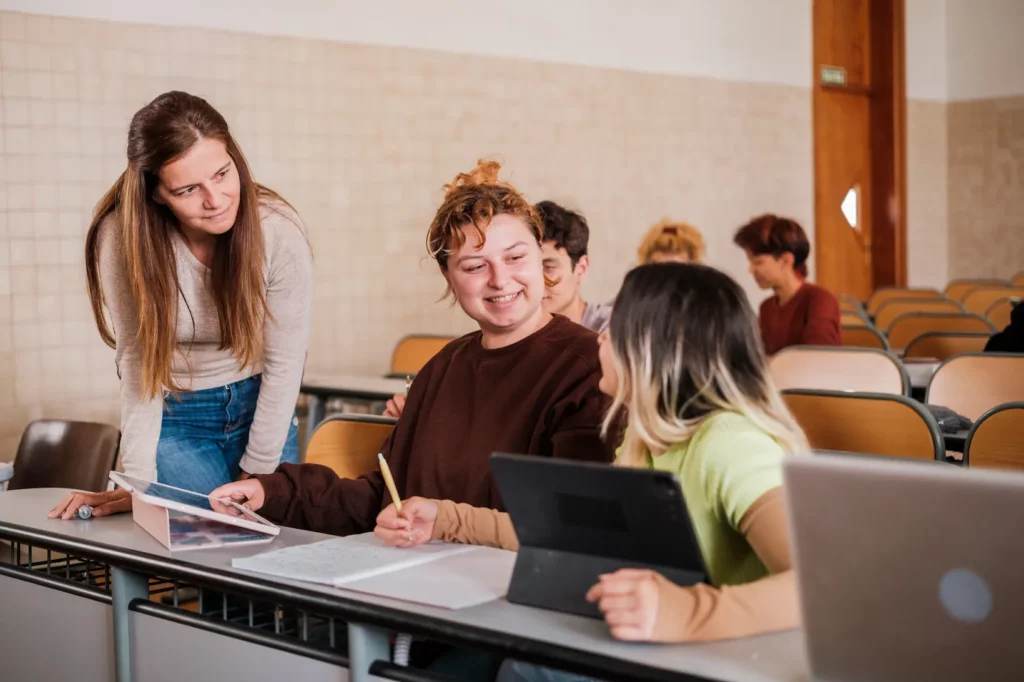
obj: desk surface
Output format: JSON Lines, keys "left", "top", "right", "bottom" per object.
{"left": 903, "top": 359, "right": 939, "bottom": 391}
{"left": 300, "top": 373, "right": 407, "bottom": 399}
{"left": 0, "top": 489, "right": 809, "bottom": 682}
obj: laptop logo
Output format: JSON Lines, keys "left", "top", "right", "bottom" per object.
{"left": 939, "top": 569, "right": 993, "bottom": 624}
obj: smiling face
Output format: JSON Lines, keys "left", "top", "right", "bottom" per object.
{"left": 445, "top": 213, "right": 548, "bottom": 345}
{"left": 745, "top": 250, "right": 792, "bottom": 290}
{"left": 155, "top": 136, "right": 240, "bottom": 237}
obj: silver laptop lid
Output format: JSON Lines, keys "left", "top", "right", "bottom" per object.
{"left": 784, "top": 453, "right": 1024, "bottom": 682}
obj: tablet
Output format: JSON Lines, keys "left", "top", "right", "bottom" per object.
{"left": 110, "top": 472, "right": 280, "bottom": 536}
{"left": 491, "top": 453, "right": 707, "bottom": 618}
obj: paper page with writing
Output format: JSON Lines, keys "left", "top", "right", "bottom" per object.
{"left": 231, "top": 533, "right": 475, "bottom": 586}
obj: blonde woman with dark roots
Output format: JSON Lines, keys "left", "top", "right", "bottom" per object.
{"left": 374, "top": 263, "right": 808, "bottom": 682}
{"left": 50, "top": 91, "right": 311, "bottom": 520}
{"left": 636, "top": 219, "right": 706, "bottom": 264}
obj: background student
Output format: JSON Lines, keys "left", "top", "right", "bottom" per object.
{"left": 536, "top": 200, "right": 612, "bottom": 333}
{"left": 733, "top": 213, "right": 841, "bottom": 355}
{"left": 209, "top": 160, "right": 616, "bottom": 538}
{"left": 636, "top": 220, "right": 706, "bottom": 264}
{"left": 50, "top": 91, "right": 311, "bottom": 520}
{"left": 376, "top": 263, "right": 807, "bottom": 681}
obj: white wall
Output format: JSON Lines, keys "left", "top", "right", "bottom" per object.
{"left": 0, "top": 0, "right": 813, "bottom": 87}
{"left": 947, "top": 0, "right": 1024, "bottom": 100}
{"left": 906, "top": 0, "right": 948, "bottom": 101}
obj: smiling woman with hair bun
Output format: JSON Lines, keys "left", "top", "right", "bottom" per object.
{"left": 208, "top": 159, "right": 616, "bottom": 543}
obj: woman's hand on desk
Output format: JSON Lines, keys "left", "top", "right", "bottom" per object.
{"left": 48, "top": 488, "right": 132, "bottom": 520}
{"left": 209, "top": 479, "right": 266, "bottom": 513}
{"left": 586, "top": 568, "right": 688, "bottom": 643}
{"left": 374, "top": 497, "right": 437, "bottom": 547}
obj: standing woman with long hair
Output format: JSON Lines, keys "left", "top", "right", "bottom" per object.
{"left": 50, "top": 91, "right": 311, "bottom": 519}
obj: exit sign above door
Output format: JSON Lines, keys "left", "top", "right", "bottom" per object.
{"left": 820, "top": 65, "right": 847, "bottom": 86}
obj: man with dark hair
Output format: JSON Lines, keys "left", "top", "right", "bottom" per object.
{"left": 536, "top": 200, "right": 612, "bottom": 333}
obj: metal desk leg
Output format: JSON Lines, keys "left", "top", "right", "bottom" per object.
{"left": 348, "top": 622, "right": 391, "bottom": 682}
{"left": 306, "top": 394, "right": 325, "bottom": 450}
{"left": 111, "top": 566, "right": 149, "bottom": 682}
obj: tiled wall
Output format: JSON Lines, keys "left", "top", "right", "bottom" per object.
{"left": 947, "top": 95, "right": 1024, "bottom": 280}
{"left": 907, "top": 100, "right": 950, "bottom": 290}
{"left": 0, "top": 10, "right": 816, "bottom": 458}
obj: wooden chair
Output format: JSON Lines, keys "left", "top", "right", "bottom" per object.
{"left": 886, "top": 313, "right": 996, "bottom": 351}
{"left": 945, "top": 279, "right": 1007, "bottom": 303}
{"left": 903, "top": 331, "right": 993, "bottom": 361}
{"left": 839, "top": 296, "right": 866, "bottom": 315}
{"left": 842, "top": 325, "right": 889, "bottom": 351}
{"left": 963, "top": 402, "right": 1024, "bottom": 471}
{"left": 7, "top": 420, "right": 120, "bottom": 491}
{"left": 866, "top": 287, "right": 943, "bottom": 316}
{"left": 782, "top": 389, "right": 943, "bottom": 461}
{"left": 841, "top": 311, "right": 868, "bottom": 327}
{"left": 304, "top": 414, "right": 396, "bottom": 479}
{"left": 390, "top": 335, "right": 455, "bottom": 376}
{"left": 926, "top": 353, "right": 1024, "bottom": 421}
{"left": 985, "top": 298, "right": 1017, "bottom": 331}
{"left": 770, "top": 346, "right": 907, "bottom": 395}
{"left": 874, "top": 298, "right": 965, "bottom": 332}
{"left": 962, "top": 286, "right": 1024, "bottom": 317}
{"left": 1013, "top": 272, "right": 1024, "bottom": 287}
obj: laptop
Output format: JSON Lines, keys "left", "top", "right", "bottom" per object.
{"left": 490, "top": 453, "right": 706, "bottom": 618}
{"left": 785, "top": 454, "right": 1024, "bottom": 682}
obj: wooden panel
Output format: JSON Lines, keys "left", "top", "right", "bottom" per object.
{"left": 967, "top": 405, "right": 1024, "bottom": 471}
{"left": 962, "top": 287, "right": 1024, "bottom": 316}
{"left": 784, "top": 391, "right": 938, "bottom": 460}
{"left": 305, "top": 419, "right": 394, "bottom": 479}
{"left": 903, "top": 332, "right": 991, "bottom": 361}
{"left": 842, "top": 325, "right": 888, "bottom": 350}
{"left": 771, "top": 348, "right": 904, "bottom": 394}
{"left": 945, "top": 279, "right": 1008, "bottom": 302}
{"left": 875, "top": 298, "right": 963, "bottom": 332}
{"left": 866, "top": 287, "right": 943, "bottom": 315}
{"left": 986, "top": 298, "right": 1016, "bottom": 331}
{"left": 391, "top": 336, "right": 454, "bottom": 375}
{"left": 928, "top": 355, "right": 1024, "bottom": 421}
{"left": 814, "top": 0, "right": 872, "bottom": 87}
{"left": 887, "top": 314, "right": 995, "bottom": 350}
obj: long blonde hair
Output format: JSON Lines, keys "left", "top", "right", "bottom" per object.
{"left": 84, "top": 91, "right": 292, "bottom": 400}
{"left": 602, "top": 263, "right": 808, "bottom": 467}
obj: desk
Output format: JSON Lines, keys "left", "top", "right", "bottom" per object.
{"left": 300, "top": 374, "right": 407, "bottom": 445}
{"left": 903, "top": 359, "right": 939, "bottom": 393}
{"left": 0, "top": 489, "right": 809, "bottom": 682}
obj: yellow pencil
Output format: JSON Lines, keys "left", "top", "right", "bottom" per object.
{"left": 378, "top": 452, "right": 402, "bottom": 513}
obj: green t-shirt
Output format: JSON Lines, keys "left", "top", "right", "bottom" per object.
{"left": 636, "top": 411, "right": 786, "bottom": 587}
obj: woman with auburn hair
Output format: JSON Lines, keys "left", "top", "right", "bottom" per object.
{"left": 733, "top": 213, "right": 840, "bottom": 355}
{"left": 375, "top": 263, "right": 807, "bottom": 682}
{"left": 636, "top": 219, "right": 706, "bottom": 264}
{"left": 209, "top": 159, "right": 613, "bottom": 535}
{"left": 50, "top": 91, "right": 311, "bottom": 519}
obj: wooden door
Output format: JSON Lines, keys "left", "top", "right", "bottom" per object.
{"left": 813, "top": 0, "right": 906, "bottom": 300}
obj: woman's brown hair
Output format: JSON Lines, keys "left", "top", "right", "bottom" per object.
{"left": 426, "top": 160, "right": 551, "bottom": 298}
{"left": 733, "top": 214, "right": 811, "bottom": 277}
{"left": 637, "top": 220, "right": 706, "bottom": 264}
{"left": 85, "top": 91, "right": 291, "bottom": 400}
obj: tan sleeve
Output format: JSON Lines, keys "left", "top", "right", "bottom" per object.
{"left": 430, "top": 500, "right": 520, "bottom": 551}
{"left": 652, "top": 487, "right": 801, "bottom": 642}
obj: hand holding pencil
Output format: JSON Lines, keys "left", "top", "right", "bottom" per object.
{"left": 375, "top": 451, "right": 436, "bottom": 547}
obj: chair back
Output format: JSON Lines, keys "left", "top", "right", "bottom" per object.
{"left": 304, "top": 414, "right": 396, "bottom": 479}
{"left": 903, "top": 331, "right": 993, "bottom": 361}
{"left": 886, "top": 313, "right": 995, "bottom": 350}
{"left": 866, "top": 288, "right": 943, "bottom": 316}
{"left": 841, "top": 325, "right": 889, "bottom": 351}
{"left": 770, "top": 346, "right": 907, "bottom": 395}
{"left": 390, "top": 335, "right": 455, "bottom": 376}
{"left": 840, "top": 311, "right": 867, "bottom": 327}
{"left": 963, "top": 403, "right": 1024, "bottom": 471}
{"left": 961, "top": 287, "right": 1024, "bottom": 316}
{"left": 839, "top": 298, "right": 864, "bottom": 316}
{"left": 985, "top": 298, "right": 1017, "bottom": 331}
{"left": 8, "top": 420, "right": 120, "bottom": 491}
{"left": 782, "top": 390, "right": 943, "bottom": 461}
{"left": 945, "top": 279, "right": 1008, "bottom": 302}
{"left": 926, "top": 353, "right": 1024, "bottom": 421}
{"left": 1013, "top": 272, "right": 1024, "bottom": 287}
{"left": 874, "top": 298, "right": 964, "bottom": 332}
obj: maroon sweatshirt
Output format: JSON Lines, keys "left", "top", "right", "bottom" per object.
{"left": 255, "top": 315, "right": 616, "bottom": 536}
{"left": 758, "top": 282, "right": 842, "bottom": 355}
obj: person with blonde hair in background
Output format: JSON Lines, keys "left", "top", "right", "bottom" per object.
{"left": 636, "top": 219, "right": 706, "bottom": 264}
{"left": 376, "top": 262, "right": 807, "bottom": 682}
{"left": 50, "top": 91, "right": 311, "bottom": 520}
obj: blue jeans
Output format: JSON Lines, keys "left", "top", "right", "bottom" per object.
{"left": 156, "top": 374, "right": 299, "bottom": 494}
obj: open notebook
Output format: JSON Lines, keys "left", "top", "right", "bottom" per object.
{"left": 231, "top": 533, "right": 516, "bottom": 609}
